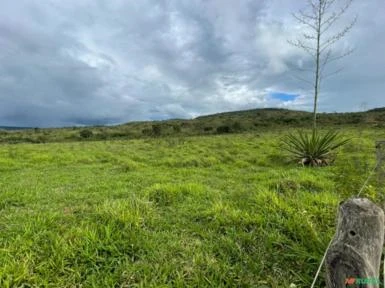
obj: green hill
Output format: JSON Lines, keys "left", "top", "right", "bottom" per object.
{"left": 0, "top": 107, "right": 384, "bottom": 144}
{"left": 0, "top": 126, "right": 32, "bottom": 131}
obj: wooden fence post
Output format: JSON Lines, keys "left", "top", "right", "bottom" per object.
{"left": 325, "top": 198, "right": 384, "bottom": 288}
{"left": 376, "top": 141, "right": 385, "bottom": 195}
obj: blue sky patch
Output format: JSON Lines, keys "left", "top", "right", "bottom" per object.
{"left": 270, "top": 92, "right": 299, "bottom": 102}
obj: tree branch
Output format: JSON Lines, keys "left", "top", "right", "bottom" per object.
{"left": 287, "top": 39, "right": 317, "bottom": 59}
{"left": 320, "top": 17, "right": 356, "bottom": 52}
{"left": 321, "top": 0, "right": 355, "bottom": 34}
{"left": 292, "top": 12, "right": 318, "bottom": 31}
{"left": 288, "top": 0, "right": 356, "bottom": 109}
{"left": 319, "top": 48, "right": 354, "bottom": 81}
{"left": 307, "top": 0, "right": 319, "bottom": 17}
{"left": 320, "top": 67, "right": 344, "bottom": 82}
{"left": 324, "top": 48, "right": 355, "bottom": 66}
{"left": 299, "top": 8, "right": 318, "bottom": 21}
{"left": 321, "top": 0, "right": 337, "bottom": 16}
{"left": 303, "top": 33, "right": 317, "bottom": 40}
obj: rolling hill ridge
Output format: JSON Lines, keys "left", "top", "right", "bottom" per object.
{"left": 0, "top": 107, "right": 384, "bottom": 144}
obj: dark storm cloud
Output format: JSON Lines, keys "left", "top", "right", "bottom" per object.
{"left": 0, "top": 0, "right": 383, "bottom": 127}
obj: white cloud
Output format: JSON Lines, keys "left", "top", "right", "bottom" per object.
{"left": 0, "top": 0, "right": 383, "bottom": 126}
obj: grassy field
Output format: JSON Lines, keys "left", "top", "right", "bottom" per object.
{"left": 0, "top": 127, "right": 384, "bottom": 287}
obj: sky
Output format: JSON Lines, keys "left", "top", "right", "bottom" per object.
{"left": 0, "top": 0, "right": 384, "bottom": 127}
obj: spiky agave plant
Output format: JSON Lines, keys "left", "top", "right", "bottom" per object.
{"left": 282, "top": 130, "right": 350, "bottom": 166}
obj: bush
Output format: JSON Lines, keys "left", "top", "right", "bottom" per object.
{"left": 110, "top": 131, "right": 127, "bottom": 138}
{"left": 282, "top": 118, "right": 299, "bottom": 125}
{"left": 142, "top": 128, "right": 152, "bottom": 136}
{"left": 281, "top": 130, "right": 350, "bottom": 166}
{"left": 95, "top": 132, "right": 109, "bottom": 140}
{"left": 79, "top": 129, "right": 93, "bottom": 139}
{"left": 36, "top": 135, "right": 47, "bottom": 143}
{"left": 172, "top": 124, "right": 181, "bottom": 133}
{"left": 152, "top": 124, "right": 162, "bottom": 136}
{"left": 232, "top": 121, "right": 242, "bottom": 131}
{"left": 216, "top": 125, "right": 230, "bottom": 134}
{"left": 203, "top": 127, "right": 213, "bottom": 132}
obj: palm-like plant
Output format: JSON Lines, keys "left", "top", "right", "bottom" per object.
{"left": 282, "top": 130, "right": 350, "bottom": 166}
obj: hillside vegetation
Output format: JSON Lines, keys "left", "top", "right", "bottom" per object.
{"left": 0, "top": 107, "right": 384, "bottom": 144}
{"left": 1, "top": 108, "right": 385, "bottom": 286}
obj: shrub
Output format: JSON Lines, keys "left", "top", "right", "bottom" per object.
{"left": 216, "top": 125, "right": 230, "bottom": 134}
{"left": 203, "top": 126, "right": 213, "bottom": 132}
{"left": 142, "top": 128, "right": 152, "bottom": 136}
{"left": 109, "top": 132, "right": 125, "bottom": 138}
{"left": 152, "top": 124, "right": 162, "bottom": 136}
{"left": 172, "top": 124, "right": 181, "bottom": 133}
{"left": 95, "top": 132, "right": 109, "bottom": 140}
{"left": 36, "top": 135, "right": 47, "bottom": 143}
{"left": 282, "top": 130, "right": 350, "bottom": 166}
{"left": 79, "top": 129, "right": 93, "bottom": 139}
{"left": 232, "top": 121, "right": 242, "bottom": 131}
{"left": 282, "top": 118, "right": 299, "bottom": 125}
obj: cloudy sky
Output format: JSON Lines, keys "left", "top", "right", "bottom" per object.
{"left": 0, "top": 0, "right": 384, "bottom": 127}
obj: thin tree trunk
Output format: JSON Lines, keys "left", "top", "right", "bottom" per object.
{"left": 290, "top": 0, "right": 355, "bottom": 134}
{"left": 313, "top": 0, "right": 322, "bottom": 133}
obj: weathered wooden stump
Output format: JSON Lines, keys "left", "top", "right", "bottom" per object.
{"left": 376, "top": 141, "right": 385, "bottom": 194}
{"left": 325, "top": 198, "right": 384, "bottom": 288}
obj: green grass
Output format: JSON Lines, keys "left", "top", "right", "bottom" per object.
{"left": 0, "top": 127, "right": 384, "bottom": 287}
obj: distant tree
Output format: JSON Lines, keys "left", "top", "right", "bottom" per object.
{"left": 142, "top": 128, "right": 152, "bottom": 136}
{"left": 203, "top": 126, "right": 213, "bottom": 132}
{"left": 152, "top": 124, "right": 162, "bottom": 136}
{"left": 216, "top": 125, "right": 230, "bottom": 134}
{"left": 289, "top": 0, "right": 356, "bottom": 132}
{"left": 172, "top": 124, "right": 181, "bottom": 133}
{"left": 79, "top": 129, "right": 93, "bottom": 139}
{"left": 231, "top": 121, "right": 242, "bottom": 132}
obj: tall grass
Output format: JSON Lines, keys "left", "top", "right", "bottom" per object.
{"left": 0, "top": 128, "right": 383, "bottom": 287}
